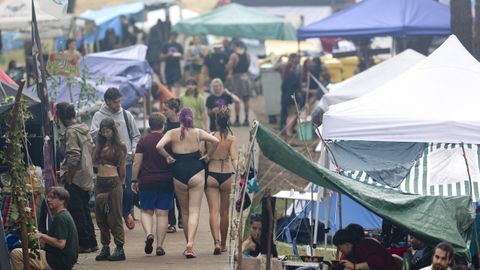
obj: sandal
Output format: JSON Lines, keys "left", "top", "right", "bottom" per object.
{"left": 213, "top": 240, "right": 221, "bottom": 255}
{"left": 167, "top": 225, "right": 176, "bottom": 233}
{"left": 184, "top": 248, "right": 196, "bottom": 259}
{"left": 156, "top": 246, "right": 166, "bottom": 256}
{"left": 144, "top": 234, "right": 154, "bottom": 254}
{"left": 221, "top": 244, "right": 227, "bottom": 253}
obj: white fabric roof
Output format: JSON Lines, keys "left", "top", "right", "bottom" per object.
{"left": 321, "top": 49, "right": 425, "bottom": 111}
{"left": 323, "top": 35, "right": 480, "bottom": 144}
{"left": 0, "top": 0, "right": 72, "bottom": 33}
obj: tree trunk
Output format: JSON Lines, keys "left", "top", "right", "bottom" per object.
{"left": 473, "top": 0, "right": 480, "bottom": 60}
{"left": 451, "top": 0, "right": 473, "bottom": 53}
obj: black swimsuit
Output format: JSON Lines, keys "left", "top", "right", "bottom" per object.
{"left": 171, "top": 151, "right": 205, "bottom": 184}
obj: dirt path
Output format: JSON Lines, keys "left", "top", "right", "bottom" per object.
{"left": 74, "top": 99, "right": 258, "bottom": 270}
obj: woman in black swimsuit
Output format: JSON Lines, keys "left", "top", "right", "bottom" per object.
{"left": 156, "top": 108, "right": 219, "bottom": 258}
{"left": 205, "top": 107, "right": 238, "bottom": 254}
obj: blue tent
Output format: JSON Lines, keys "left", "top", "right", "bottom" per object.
{"left": 80, "top": 2, "right": 145, "bottom": 41}
{"left": 27, "top": 45, "right": 152, "bottom": 110}
{"left": 297, "top": 0, "right": 450, "bottom": 39}
{"left": 277, "top": 186, "right": 381, "bottom": 244}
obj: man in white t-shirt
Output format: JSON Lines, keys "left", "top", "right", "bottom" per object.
{"left": 420, "top": 242, "right": 454, "bottom": 270}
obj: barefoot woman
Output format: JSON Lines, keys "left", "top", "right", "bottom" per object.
{"left": 205, "top": 107, "right": 238, "bottom": 254}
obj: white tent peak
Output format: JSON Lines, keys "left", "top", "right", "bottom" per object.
{"left": 321, "top": 48, "right": 425, "bottom": 111}
{"left": 323, "top": 35, "right": 480, "bottom": 144}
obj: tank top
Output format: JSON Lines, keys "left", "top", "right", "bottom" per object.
{"left": 233, "top": 52, "right": 249, "bottom": 74}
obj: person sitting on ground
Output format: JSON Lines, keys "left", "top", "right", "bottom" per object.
{"left": 10, "top": 187, "right": 79, "bottom": 270}
{"left": 156, "top": 108, "right": 219, "bottom": 258}
{"left": 131, "top": 112, "right": 173, "bottom": 256}
{"left": 420, "top": 242, "right": 455, "bottom": 270}
{"left": 403, "top": 235, "right": 433, "bottom": 270}
{"left": 333, "top": 228, "right": 400, "bottom": 270}
{"left": 242, "top": 214, "right": 263, "bottom": 257}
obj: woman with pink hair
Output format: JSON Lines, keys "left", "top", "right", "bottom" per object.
{"left": 156, "top": 108, "right": 219, "bottom": 258}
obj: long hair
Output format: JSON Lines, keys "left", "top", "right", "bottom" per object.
{"left": 216, "top": 106, "right": 233, "bottom": 140}
{"left": 93, "top": 118, "right": 125, "bottom": 164}
{"left": 164, "top": 98, "right": 181, "bottom": 113}
{"left": 185, "top": 79, "right": 199, "bottom": 98}
{"left": 179, "top": 108, "right": 194, "bottom": 140}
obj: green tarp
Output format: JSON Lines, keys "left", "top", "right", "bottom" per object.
{"left": 255, "top": 122, "right": 475, "bottom": 251}
{"left": 173, "top": 3, "right": 297, "bottom": 40}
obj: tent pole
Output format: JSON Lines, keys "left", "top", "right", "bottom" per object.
{"left": 461, "top": 143, "right": 480, "bottom": 267}
{"left": 235, "top": 122, "right": 259, "bottom": 270}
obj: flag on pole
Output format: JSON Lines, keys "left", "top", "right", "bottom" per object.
{"left": 36, "top": 0, "right": 68, "bottom": 19}
{"left": 32, "top": 0, "right": 56, "bottom": 189}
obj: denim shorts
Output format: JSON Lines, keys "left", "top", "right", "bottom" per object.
{"left": 139, "top": 191, "right": 174, "bottom": 210}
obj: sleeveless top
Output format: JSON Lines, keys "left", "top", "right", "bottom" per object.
{"left": 233, "top": 52, "right": 249, "bottom": 74}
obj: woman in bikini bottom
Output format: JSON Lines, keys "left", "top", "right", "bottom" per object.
{"left": 205, "top": 107, "right": 238, "bottom": 254}
{"left": 156, "top": 108, "right": 219, "bottom": 259}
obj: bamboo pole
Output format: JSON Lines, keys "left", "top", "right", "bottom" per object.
{"left": 235, "top": 122, "right": 259, "bottom": 270}
{"left": 460, "top": 143, "right": 480, "bottom": 267}
{"left": 265, "top": 192, "right": 274, "bottom": 270}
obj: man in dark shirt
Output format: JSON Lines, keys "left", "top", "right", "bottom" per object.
{"left": 333, "top": 228, "right": 400, "bottom": 270}
{"left": 204, "top": 44, "right": 229, "bottom": 83}
{"left": 10, "top": 187, "right": 79, "bottom": 270}
{"left": 161, "top": 31, "right": 183, "bottom": 97}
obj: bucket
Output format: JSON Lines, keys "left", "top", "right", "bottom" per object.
{"left": 297, "top": 120, "right": 313, "bottom": 141}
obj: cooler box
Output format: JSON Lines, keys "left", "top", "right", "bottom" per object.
{"left": 339, "top": 56, "right": 359, "bottom": 79}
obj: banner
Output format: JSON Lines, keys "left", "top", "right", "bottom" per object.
{"left": 46, "top": 53, "right": 80, "bottom": 76}
{"left": 36, "top": 0, "right": 68, "bottom": 19}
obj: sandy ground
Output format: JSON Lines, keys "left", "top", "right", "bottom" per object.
{"left": 74, "top": 97, "right": 259, "bottom": 270}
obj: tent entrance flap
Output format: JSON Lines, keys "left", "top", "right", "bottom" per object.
{"left": 254, "top": 122, "right": 474, "bottom": 251}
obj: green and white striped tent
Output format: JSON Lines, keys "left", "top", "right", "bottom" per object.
{"left": 341, "top": 143, "right": 480, "bottom": 201}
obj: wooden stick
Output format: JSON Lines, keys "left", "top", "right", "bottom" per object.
{"left": 6, "top": 81, "right": 31, "bottom": 270}
{"left": 266, "top": 193, "right": 273, "bottom": 270}
{"left": 460, "top": 143, "right": 480, "bottom": 267}
{"left": 236, "top": 122, "right": 259, "bottom": 270}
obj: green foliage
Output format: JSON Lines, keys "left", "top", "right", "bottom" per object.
{"left": 0, "top": 98, "right": 39, "bottom": 257}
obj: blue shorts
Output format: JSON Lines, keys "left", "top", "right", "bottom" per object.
{"left": 139, "top": 191, "right": 174, "bottom": 210}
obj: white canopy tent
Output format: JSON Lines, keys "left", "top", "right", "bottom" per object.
{"left": 0, "top": 0, "right": 72, "bottom": 34}
{"left": 323, "top": 35, "right": 480, "bottom": 144}
{"left": 320, "top": 49, "right": 425, "bottom": 112}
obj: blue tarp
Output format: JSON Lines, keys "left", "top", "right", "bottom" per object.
{"left": 297, "top": 0, "right": 450, "bottom": 39}
{"left": 27, "top": 45, "right": 152, "bottom": 110}
{"left": 79, "top": 2, "right": 145, "bottom": 41}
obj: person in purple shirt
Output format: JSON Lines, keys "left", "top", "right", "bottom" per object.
{"left": 131, "top": 113, "right": 173, "bottom": 256}
{"left": 333, "top": 228, "right": 400, "bottom": 270}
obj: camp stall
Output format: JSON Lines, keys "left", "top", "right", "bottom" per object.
{"left": 321, "top": 36, "right": 480, "bottom": 202}
{"left": 255, "top": 122, "right": 474, "bottom": 253}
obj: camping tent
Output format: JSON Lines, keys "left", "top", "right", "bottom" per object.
{"left": 280, "top": 185, "right": 381, "bottom": 234}
{"left": 297, "top": 0, "right": 450, "bottom": 39}
{"left": 323, "top": 35, "right": 480, "bottom": 144}
{"left": 27, "top": 45, "right": 152, "bottom": 110}
{"left": 0, "top": 68, "right": 17, "bottom": 87}
{"left": 79, "top": 2, "right": 146, "bottom": 40}
{"left": 255, "top": 122, "right": 474, "bottom": 253}
{"left": 320, "top": 49, "right": 425, "bottom": 112}
{"left": 173, "top": 3, "right": 297, "bottom": 40}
